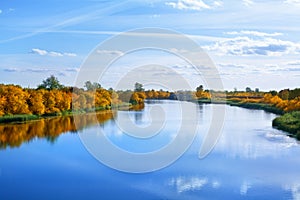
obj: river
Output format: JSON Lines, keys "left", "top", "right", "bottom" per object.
{"left": 0, "top": 100, "right": 299, "bottom": 199}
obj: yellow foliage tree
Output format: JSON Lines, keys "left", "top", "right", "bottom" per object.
{"left": 2, "top": 85, "right": 30, "bottom": 115}
{"left": 28, "top": 90, "right": 45, "bottom": 115}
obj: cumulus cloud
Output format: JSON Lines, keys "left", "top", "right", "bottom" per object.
{"left": 213, "top": 1, "right": 223, "bottom": 7}
{"left": 165, "top": 0, "right": 221, "bottom": 11}
{"left": 31, "top": 48, "right": 77, "bottom": 57}
{"left": 284, "top": 0, "right": 300, "bottom": 6}
{"left": 204, "top": 36, "right": 300, "bottom": 56}
{"left": 31, "top": 48, "right": 48, "bottom": 56}
{"left": 63, "top": 52, "right": 77, "bottom": 57}
{"left": 243, "top": 0, "right": 254, "bottom": 6}
{"left": 287, "top": 61, "right": 300, "bottom": 66}
{"left": 48, "top": 51, "right": 63, "bottom": 57}
{"left": 96, "top": 50, "right": 124, "bottom": 56}
{"left": 225, "top": 30, "right": 283, "bottom": 37}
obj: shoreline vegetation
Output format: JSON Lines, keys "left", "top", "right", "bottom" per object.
{"left": 0, "top": 75, "right": 299, "bottom": 139}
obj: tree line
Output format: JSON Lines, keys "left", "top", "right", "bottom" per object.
{"left": 0, "top": 75, "right": 299, "bottom": 117}
{"left": 0, "top": 76, "right": 170, "bottom": 116}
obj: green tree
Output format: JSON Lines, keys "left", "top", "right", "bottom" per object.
{"left": 196, "top": 85, "right": 204, "bottom": 92}
{"left": 245, "top": 87, "right": 252, "bottom": 92}
{"left": 84, "top": 81, "right": 101, "bottom": 91}
{"left": 134, "top": 82, "right": 144, "bottom": 92}
{"left": 37, "top": 75, "right": 63, "bottom": 90}
{"left": 279, "top": 89, "right": 289, "bottom": 100}
{"left": 269, "top": 90, "right": 278, "bottom": 96}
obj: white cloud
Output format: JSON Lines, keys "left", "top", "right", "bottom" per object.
{"left": 165, "top": 0, "right": 213, "bottom": 11}
{"left": 213, "top": 1, "right": 223, "bottom": 7}
{"left": 218, "top": 63, "right": 247, "bottom": 69}
{"left": 96, "top": 50, "right": 124, "bottom": 56}
{"left": 3, "top": 67, "right": 79, "bottom": 75}
{"left": 31, "top": 48, "right": 48, "bottom": 56}
{"left": 63, "top": 52, "right": 77, "bottom": 57}
{"left": 284, "top": 0, "right": 300, "bottom": 6}
{"left": 287, "top": 61, "right": 300, "bottom": 66}
{"left": 225, "top": 30, "right": 283, "bottom": 37}
{"left": 0, "top": 9, "right": 2, "bottom": 14}
{"left": 49, "top": 51, "right": 63, "bottom": 57}
{"left": 212, "top": 181, "right": 221, "bottom": 189}
{"left": 243, "top": 0, "right": 254, "bottom": 6}
{"left": 31, "top": 48, "right": 77, "bottom": 57}
{"left": 65, "top": 67, "right": 80, "bottom": 72}
{"left": 204, "top": 36, "right": 300, "bottom": 56}
{"left": 3, "top": 68, "right": 19, "bottom": 72}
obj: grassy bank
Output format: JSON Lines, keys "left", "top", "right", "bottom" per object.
{"left": 0, "top": 114, "right": 41, "bottom": 123}
{"left": 272, "top": 111, "right": 300, "bottom": 140}
{"left": 0, "top": 103, "right": 134, "bottom": 124}
{"left": 227, "top": 101, "right": 284, "bottom": 115}
{"left": 0, "top": 108, "right": 103, "bottom": 124}
{"left": 197, "top": 99, "right": 300, "bottom": 140}
{"left": 197, "top": 99, "right": 284, "bottom": 115}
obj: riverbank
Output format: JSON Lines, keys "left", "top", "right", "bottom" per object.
{"left": 197, "top": 99, "right": 300, "bottom": 140}
{"left": 0, "top": 103, "right": 132, "bottom": 124}
{"left": 272, "top": 111, "right": 300, "bottom": 140}
{"left": 197, "top": 99, "right": 284, "bottom": 115}
{"left": 2, "top": 99, "right": 299, "bottom": 141}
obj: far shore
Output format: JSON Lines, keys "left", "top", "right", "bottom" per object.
{"left": 1, "top": 99, "right": 299, "bottom": 141}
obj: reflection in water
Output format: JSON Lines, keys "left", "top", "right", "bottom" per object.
{"left": 168, "top": 176, "right": 208, "bottom": 193}
{"left": 284, "top": 183, "right": 300, "bottom": 200}
{"left": 1, "top": 102, "right": 300, "bottom": 200}
{"left": 134, "top": 112, "right": 143, "bottom": 124}
{"left": 0, "top": 111, "right": 113, "bottom": 149}
{"left": 240, "top": 181, "right": 252, "bottom": 195}
{"left": 208, "top": 106, "right": 300, "bottom": 159}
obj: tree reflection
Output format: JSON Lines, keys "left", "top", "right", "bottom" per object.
{"left": 0, "top": 111, "right": 114, "bottom": 149}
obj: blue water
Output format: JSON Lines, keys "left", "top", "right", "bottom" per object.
{"left": 1, "top": 101, "right": 300, "bottom": 199}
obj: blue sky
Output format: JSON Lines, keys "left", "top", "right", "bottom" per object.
{"left": 0, "top": 0, "right": 300, "bottom": 91}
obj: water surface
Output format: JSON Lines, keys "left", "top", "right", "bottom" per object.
{"left": 0, "top": 101, "right": 299, "bottom": 199}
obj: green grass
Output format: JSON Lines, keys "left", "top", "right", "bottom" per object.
{"left": 272, "top": 111, "right": 300, "bottom": 140}
{"left": 228, "top": 102, "right": 284, "bottom": 115}
{"left": 0, "top": 103, "right": 126, "bottom": 124}
{"left": 0, "top": 114, "right": 40, "bottom": 123}
{"left": 197, "top": 99, "right": 284, "bottom": 115}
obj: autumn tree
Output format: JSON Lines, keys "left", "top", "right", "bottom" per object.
{"left": 28, "top": 90, "right": 45, "bottom": 115}
{"left": 2, "top": 85, "right": 30, "bottom": 115}
{"left": 279, "top": 89, "right": 289, "bottom": 100}
{"left": 95, "top": 89, "right": 112, "bottom": 108}
{"left": 130, "top": 92, "right": 146, "bottom": 104}
{"left": 0, "top": 96, "right": 6, "bottom": 116}
{"left": 43, "top": 90, "right": 60, "bottom": 113}
{"left": 195, "top": 85, "right": 211, "bottom": 99}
